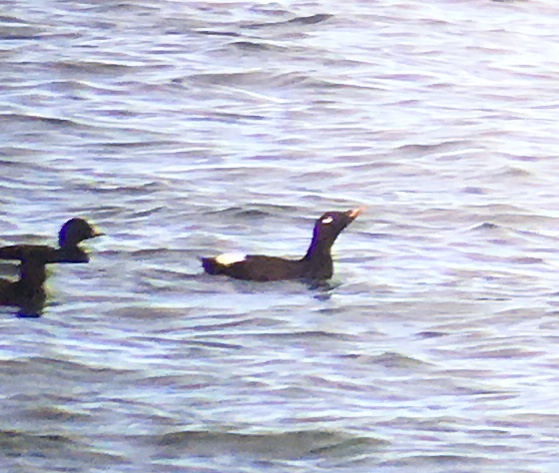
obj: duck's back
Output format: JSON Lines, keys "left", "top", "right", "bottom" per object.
{"left": 202, "top": 255, "right": 308, "bottom": 282}
{"left": 0, "top": 245, "right": 88, "bottom": 263}
{"left": 0, "top": 245, "right": 54, "bottom": 262}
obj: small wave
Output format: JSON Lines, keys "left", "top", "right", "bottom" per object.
{"left": 154, "top": 429, "right": 384, "bottom": 459}
{"left": 0, "top": 15, "right": 27, "bottom": 24}
{"left": 0, "top": 429, "right": 124, "bottom": 466}
{"left": 107, "top": 305, "right": 191, "bottom": 319}
{"left": 0, "top": 25, "right": 43, "bottom": 40}
{"left": 181, "top": 71, "right": 271, "bottom": 87}
{"left": 195, "top": 29, "right": 241, "bottom": 37}
{"left": 72, "top": 181, "right": 162, "bottom": 195}
{"left": 260, "top": 330, "right": 359, "bottom": 341}
{"left": 417, "top": 331, "right": 448, "bottom": 338}
{"left": 468, "top": 347, "right": 543, "bottom": 359}
{"left": 179, "top": 70, "right": 369, "bottom": 96}
{"left": 229, "top": 40, "right": 285, "bottom": 52}
{"left": 461, "top": 186, "right": 487, "bottom": 195}
{"left": 382, "top": 453, "right": 494, "bottom": 468}
{"left": 393, "top": 140, "right": 475, "bottom": 158}
{"left": 471, "top": 222, "right": 500, "bottom": 231}
{"left": 511, "top": 256, "right": 544, "bottom": 264}
{"left": 205, "top": 204, "right": 293, "bottom": 219}
{"left": 0, "top": 357, "right": 132, "bottom": 380}
{"left": 491, "top": 165, "right": 532, "bottom": 178}
{"left": 243, "top": 13, "right": 333, "bottom": 29}
{"left": 19, "top": 406, "right": 92, "bottom": 422}
{"left": 0, "top": 430, "right": 75, "bottom": 449}
{"left": 47, "top": 79, "right": 123, "bottom": 95}
{"left": 51, "top": 60, "right": 132, "bottom": 75}
{"left": 343, "top": 351, "right": 431, "bottom": 369}
{"left": 0, "top": 113, "right": 83, "bottom": 129}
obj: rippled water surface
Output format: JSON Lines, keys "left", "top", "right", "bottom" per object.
{"left": 2, "top": 0, "right": 559, "bottom": 471}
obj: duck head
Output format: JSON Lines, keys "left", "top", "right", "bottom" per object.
{"left": 58, "top": 218, "right": 103, "bottom": 249}
{"left": 305, "top": 207, "right": 363, "bottom": 257}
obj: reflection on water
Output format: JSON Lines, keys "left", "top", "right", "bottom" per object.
{"left": 2, "top": 0, "right": 559, "bottom": 471}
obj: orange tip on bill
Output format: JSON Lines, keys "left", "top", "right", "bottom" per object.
{"left": 349, "top": 206, "right": 365, "bottom": 218}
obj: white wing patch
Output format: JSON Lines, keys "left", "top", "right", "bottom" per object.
{"left": 215, "top": 252, "right": 247, "bottom": 266}
{"left": 321, "top": 216, "right": 334, "bottom": 224}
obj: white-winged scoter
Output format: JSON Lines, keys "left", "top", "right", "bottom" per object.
{"left": 201, "top": 208, "right": 362, "bottom": 282}
{"left": 0, "top": 218, "right": 103, "bottom": 264}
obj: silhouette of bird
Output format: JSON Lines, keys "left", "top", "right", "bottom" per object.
{"left": 201, "top": 208, "right": 362, "bottom": 282}
{"left": 0, "top": 218, "right": 102, "bottom": 264}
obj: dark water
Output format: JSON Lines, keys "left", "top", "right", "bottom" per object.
{"left": 2, "top": 0, "right": 559, "bottom": 471}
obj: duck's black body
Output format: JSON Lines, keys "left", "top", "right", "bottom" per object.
{"left": 201, "top": 208, "right": 361, "bottom": 282}
{"left": 0, "top": 218, "right": 102, "bottom": 316}
{"left": 0, "top": 254, "right": 47, "bottom": 315}
{"left": 0, "top": 218, "right": 102, "bottom": 264}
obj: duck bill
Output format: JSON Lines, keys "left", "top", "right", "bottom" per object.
{"left": 348, "top": 206, "right": 365, "bottom": 220}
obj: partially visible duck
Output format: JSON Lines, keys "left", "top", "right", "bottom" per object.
{"left": 0, "top": 218, "right": 103, "bottom": 263}
{"left": 0, "top": 253, "right": 47, "bottom": 316}
{"left": 201, "top": 208, "right": 362, "bottom": 282}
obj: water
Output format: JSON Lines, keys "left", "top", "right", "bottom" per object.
{"left": 2, "top": 0, "right": 559, "bottom": 471}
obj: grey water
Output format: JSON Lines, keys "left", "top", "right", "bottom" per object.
{"left": 2, "top": 0, "right": 559, "bottom": 471}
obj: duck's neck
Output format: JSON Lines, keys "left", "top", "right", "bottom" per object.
{"left": 60, "top": 241, "right": 78, "bottom": 251}
{"left": 304, "top": 238, "right": 331, "bottom": 260}
{"left": 57, "top": 243, "right": 89, "bottom": 263}
{"left": 302, "top": 235, "right": 333, "bottom": 279}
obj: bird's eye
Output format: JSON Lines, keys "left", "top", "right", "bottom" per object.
{"left": 321, "top": 216, "right": 334, "bottom": 224}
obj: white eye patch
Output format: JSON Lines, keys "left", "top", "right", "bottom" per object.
{"left": 215, "top": 252, "right": 247, "bottom": 266}
{"left": 321, "top": 216, "right": 334, "bottom": 224}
